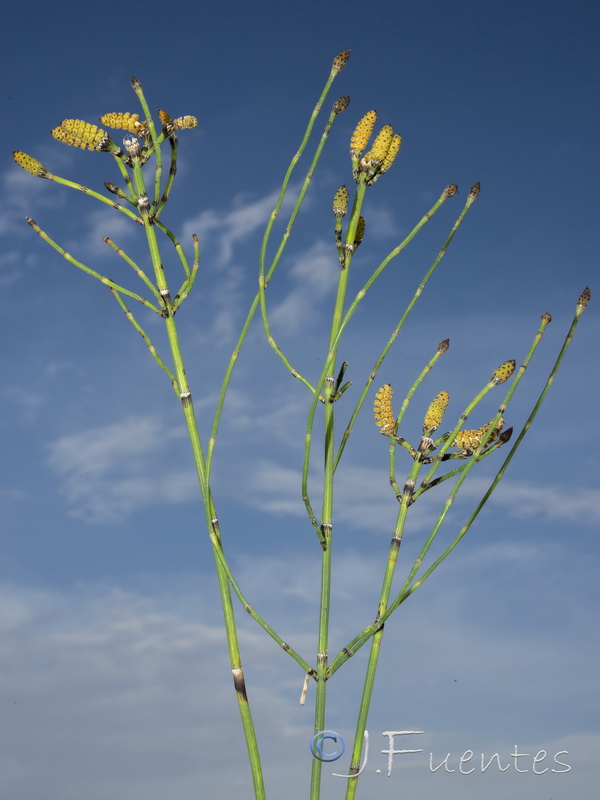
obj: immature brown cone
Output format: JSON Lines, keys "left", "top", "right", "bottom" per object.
{"left": 123, "top": 135, "right": 140, "bottom": 158}
{"left": 468, "top": 182, "right": 481, "bottom": 200}
{"left": 333, "top": 96, "right": 350, "bottom": 114}
{"left": 443, "top": 184, "right": 459, "bottom": 199}
{"left": 577, "top": 287, "right": 591, "bottom": 308}
{"left": 332, "top": 50, "right": 351, "bottom": 73}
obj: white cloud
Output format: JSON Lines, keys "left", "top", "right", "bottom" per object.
{"left": 363, "top": 202, "right": 400, "bottom": 239}
{"left": 67, "top": 205, "right": 137, "bottom": 257}
{"left": 0, "top": 582, "right": 272, "bottom": 800}
{"left": 180, "top": 189, "right": 282, "bottom": 268}
{"left": 174, "top": 188, "right": 292, "bottom": 347}
{"left": 268, "top": 239, "right": 340, "bottom": 334}
{"left": 0, "top": 250, "right": 25, "bottom": 289}
{"left": 0, "top": 167, "right": 64, "bottom": 237}
{"left": 463, "top": 476, "right": 600, "bottom": 524}
{"left": 47, "top": 416, "right": 196, "bottom": 522}
{"left": 0, "top": 556, "right": 596, "bottom": 800}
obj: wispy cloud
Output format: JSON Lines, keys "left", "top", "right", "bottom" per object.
{"left": 47, "top": 416, "right": 196, "bottom": 523}
{"left": 176, "top": 187, "right": 300, "bottom": 345}
{"left": 0, "top": 559, "right": 596, "bottom": 800}
{"left": 0, "top": 165, "right": 65, "bottom": 238}
{"left": 268, "top": 239, "right": 340, "bottom": 334}
{"left": 180, "top": 188, "right": 283, "bottom": 268}
{"left": 66, "top": 206, "right": 137, "bottom": 258}
{"left": 241, "top": 458, "right": 448, "bottom": 533}
{"left": 463, "top": 476, "right": 600, "bottom": 524}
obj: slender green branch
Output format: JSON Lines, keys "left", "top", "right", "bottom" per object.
{"left": 172, "top": 234, "right": 200, "bottom": 314}
{"left": 130, "top": 77, "right": 163, "bottom": 206}
{"left": 109, "top": 288, "right": 180, "bottom": 395}
{"left": 329, "top": 312, "right": 560, "bottom": 677}
{"left": 206, "top": 58, "right": 348, "bottom": 486}
{"left": 309, "top": 169, "right": 369, "bottom": 800}
{"left": 206, "top": 528, "right": 315, "bottom": 674}
{"left": 400, "top": 292, "right": 590, "bottom": 599}
{"left": 412, "top": 432, "right": 512, "bottom": 499}
{"left": 155, "top": 220, "right": 193, "bottom": 278}
{"left": 333, "top": 185, "right": 478, "bottom": 471}
{"left": 126, "top": 118, "right": 267, "bottom": 798}
{"left": 45, "top": 171, "right": 143, "bottom": 223}
{"left": 25, "top": 218, "right": 163, "bottom": 314}
{"left": 152, "top": 134, "right": 178, "bottom": 220}
{"left": 103, "top": 236, "right": 163, "bottom": 302}
{"left": 259, "top": 102, "right": 348, "bottom": 394}
{"left": 344, "top": 453, "right": 424, "bottom": 799}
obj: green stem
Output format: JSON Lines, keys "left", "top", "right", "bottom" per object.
{"left": 45, "top": 171, "right": 143, "bottom": 223}
{"left": 333, "top": 185, "right": 477, "bottom": 470}
{"left": 152, "top": 133, "right": 178, "bottom": 220}
{"left": 329, "top": 308, "right": 569, "bottom": 677}
{"left": 309, "top": 176, "right": 368, "bottom": 800}
{"left": 401, "top": 295, "right": 590, "bottom": 601}
{"left": 259, "top": 104, "right": 343, "bottom": 394}
{"left": 386, "top": 341, "right": 449, "bottom": 498}
{"left": 25, "top": 218, "right": 162, "bottom": 314}
{"left": 207, "top": 60, "right": 345, "bottom": 487}
{"left": 155, "top": 219, "right": 193, "bottom": 278}
{"left": 110, "top": 288, "right": 179, "bottom": 395}
{"left": 103, "top": 236, "right": 163, "bottom": 302}
{"left": 128, "top": 127, "right": 267, "bottom": 796}
{"left": 344, "top": 456, "right": 423, "bottom": 800}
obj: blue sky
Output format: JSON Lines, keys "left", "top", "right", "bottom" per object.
{"left": 1, "top": 0, "right": 598, "bottom": 798}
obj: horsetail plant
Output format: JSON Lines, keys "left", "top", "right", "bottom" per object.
{"left": 13, "top": 51, "right": 590, "bottom": 800}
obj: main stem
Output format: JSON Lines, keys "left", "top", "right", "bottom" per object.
{"left": 309, "top": 178, "right": 367, "bottom": 800}
{"left": 139, "top": 191, "right": 266, "bottom": 798}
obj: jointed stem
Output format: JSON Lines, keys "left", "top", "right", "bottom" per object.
{"left": 103, "top": 236, "right": 163, "bottom": 302}
{"left": 156, "top": 220, "right": 193, "bottom": 278}
{"left": 308, "top": 173, "right": 368, "bottom": 800}
{"left": 344, "top": 455, "right": 423, "bottom": 800}
{"left": 152, "top": 133, "right": 177, "bottom": 219}
{"left": 18, "top": 59, "right": 589, "bottom": 800}
{"left": 328, "top": 308, "right": 569, "bottom": 679}
{"left": 333, "top": 186, "right": 476, "bottom": 470}
{"left": 26, "top": 218, "right": 163, "bottom": 314}
{"left": 127, "top": 83, "right": 268, "bottom": 799}
{"left": 45, "top": 170, "right": 143, "bottom": 223}
{"left": 259, "top": 104, "right": 345, "bottom": 395}
{"left": 110, "top": 288, "right": 179, "bottom": 395}
{"left": 207, "top": 59, "right": 345, "bottom": 487}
